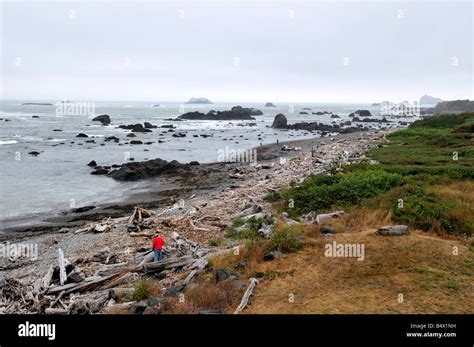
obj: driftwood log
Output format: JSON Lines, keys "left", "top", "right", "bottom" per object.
{"left": 234, "top": 278, "right": 258, "bottom": 314}
{"left": 58, "top": 248, "right": 68, "bottom": 286}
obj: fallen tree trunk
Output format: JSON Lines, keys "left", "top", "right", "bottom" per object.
{"left": 47, "top": 273, "right": 119, "bottom": 295}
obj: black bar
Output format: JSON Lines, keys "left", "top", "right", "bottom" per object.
{"left": 0, "top": 314, "right": 472, "bottom": 346}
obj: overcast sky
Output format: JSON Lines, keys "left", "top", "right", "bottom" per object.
{"left": 1, "top": 0, "right": 472, "bottom": 103}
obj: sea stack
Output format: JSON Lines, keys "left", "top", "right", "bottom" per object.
{"left": 271, "top": 113, "right": 287, "bottom": 128}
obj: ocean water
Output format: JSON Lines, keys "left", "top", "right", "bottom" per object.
{"left": 0, "top": 100, "right": 387, "bottom": 221}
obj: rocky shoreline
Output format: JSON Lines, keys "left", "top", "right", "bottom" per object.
{"left": 0, "top": 130, "right": 395, "bottom": 239}
{"left": 0, "top": 129, "right": 393, "bottom": 314}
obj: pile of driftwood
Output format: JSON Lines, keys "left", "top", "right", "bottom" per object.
{"left": 0, "top": 229, "right": 210, "bottom": 314}
{"left": 1, "top": 132, "right": 388, "bottom": 315}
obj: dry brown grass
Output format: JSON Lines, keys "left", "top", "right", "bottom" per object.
{"left": 211, "top": 240, "right": 269, "bottom": 278}
{"left": 345, "top": 207, "right": 393, "bottom": 232}
{"left": 163, "top": 280, "right": 242, "bottom": 314}
{"left": 244, "top": 230, "right": 474, "bottom": 314}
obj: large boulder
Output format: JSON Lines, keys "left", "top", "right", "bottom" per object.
{"left": 92, "top": 114, "right": 111, "bottom": 125}
{"left": 144, "top": 122, "right": 157, "bottom": 129}
{"left": 131, "top": 124, "right": 152, "bottom": 133}
{"left": 271, "top": 113, "right": 287, "bottom": 128}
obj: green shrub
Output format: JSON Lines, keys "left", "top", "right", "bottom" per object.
{"left": 266, "top": 114, "right": 473, "bottom": 238}
{"left": 388, "top": 184, "right": 472, "bottom": 236}
{"left": 263, "top": 192, "right": 283, "bottom": 202}
{"left": 454, "top": 121, "right": 474, "bottom": 133}
{"left": 283, "top": 170, "right": 403, "bottom": 214}
{"left": 409, "top": 113, "right": 474, "bottom": 129}
{"left": 133, "top": 278, "right": 152, "bottom": 301}
{"left": 208, "top": 239, "right": 222, "bottom": 247}
{"left": 268, "top": 226, "right": 302, "bottom": 253}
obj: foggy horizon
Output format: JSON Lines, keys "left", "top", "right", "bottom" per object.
{"left": 1, "top": 1, "right": 473, "bottom": 103}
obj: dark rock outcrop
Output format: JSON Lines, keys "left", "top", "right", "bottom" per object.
{"left": 271, "top": 114, "right": 365, "bottom": 134}
{"left": 179, "top": 106, "right": 257, "bottom": 121}
{"left": 76, "top": 133, "right": 88, "bottom": 138}
{"left": 92, "top": 114, "right": 111, "bottom": 125}
{"left": 271, "top": 113, "right": 288, "bottom": 128}
{"left": 265, "top": 102, "right": 276, "bottom": 107}
{"left": 349, "top": 110, "right": 372, "bottom": 118}
{"left": 107, "top": 158, "right": 187, "bottom": 181}
{"left": 91, "top": 168, "right": 109, "bottom": 175}
{"left": 263, "top": 251, "right": 283, "bottom": 261}
{"left": 144, "top": 122, "right": 157, "bottom": 129}
{"left": 353, "top": 117, "right": 389, "bottom": 123}
{"left": 118, "top": 123, "right": 153, "bottom": 133}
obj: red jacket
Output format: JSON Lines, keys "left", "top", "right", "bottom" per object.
{"left": 152, "top": 236, "right": 165, "bottom": 250}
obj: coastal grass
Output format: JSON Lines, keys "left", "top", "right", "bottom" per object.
{"left": 162, "top": 280, "right": 241, "bottom": 314}
{"left": 243, "top": 230, "right": 474, "bottom": 314}
{"left": 169, "top": 114, "right": 474, "bottom": 314}
{"left": 277, "top": 113, "right": 474, "bottom": 236}
{"left": 409, "top": 112, "right": 474, "bottom": 129}
{"left": 183, "top": 113, "right": 474, "bottom": 315}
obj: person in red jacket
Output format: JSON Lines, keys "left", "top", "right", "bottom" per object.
{"left": 152, "top": 235, "right": 165, "bottom": 261}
